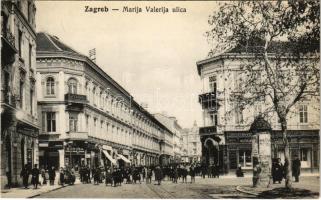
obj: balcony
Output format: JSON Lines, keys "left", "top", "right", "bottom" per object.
{"left": 199, "top": 125, "right": 217, "bottom": 135}
{"left": 1, "top": 28, "right": 17, "bottom": 66}
{"left": 65, "top": 131, "right": 88, "bottom": 140}
{"left": 198, "top": 92, "right": 220, "bottom": 110}
{"left": 65, "top": 93, "right": 87, "bottom": 104}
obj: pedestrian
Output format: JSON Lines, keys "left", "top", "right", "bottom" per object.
{"left": 190, "top": 165, "right": 196, "bottom": 183}
{"left": 292, "top": 156, "right": 301, "bottom": 182}
{"left": 236, "top": 164, "right": 244, "bottom": 177}
{"left": 41, "top": 166, "right": 47, "bottom": 185}
{"left": 142, "top": 167, "right": 146, "bottom": 182}
{"left": 48, "top": 166, "right": 56, "bottom": 185}
{"left": 59, "top": 167, "right": 65, "bottom": 186}
{"left": 31, "top": 164, "right": 40, "bottom": 189}
{"left": 105, "top": 168, "right": 113, "bottom": 186}
{"left": 173, "top": 167, "right": 178, "bottom": 183}
{"left": 253, "top": 163, "right": 261, "bottom": 187}
{"left": 146, "top": 167, "right": 152, "bottom": 184}
{"left": 181, "top": 165, "right": 188, "bottom": 183}
{"left": 272, "top": 158, "right": 283, "bottom": 183}
{"left": 20, "top": 164, "right": 30, "bottom": 189}
{"left": 201, "top": 165, "right": 206, "bottom": 179}
{"left": 154, "top": 166, "right": 163, "bottom": 185}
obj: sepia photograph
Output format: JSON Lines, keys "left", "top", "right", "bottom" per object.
{"left": 1, "top": 0, "right": 320, "bottom": 199}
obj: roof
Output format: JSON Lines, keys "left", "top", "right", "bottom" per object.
{"left": 36, "top": 32, "right": 82, "bottom": 56}
{"left": 196, "top": 40, "right": 319, "bottom": 75}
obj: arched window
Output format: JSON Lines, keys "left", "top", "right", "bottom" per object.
{"left": 67, "top": 78, "right": 77, "bottom": 94}
{"left": 46, "top": 77, "right": 55, "bottom": 95}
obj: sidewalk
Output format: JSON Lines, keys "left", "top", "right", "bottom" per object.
{"left": 1, "top": 178, "right": 80, "bottom": 198}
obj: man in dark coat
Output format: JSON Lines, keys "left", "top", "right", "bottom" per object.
{"left": 154, "top": 166, "right": 163, "bottom": 185}
{"left": 272, "top": 158, "right": 283, "bottom": 183}
{"left": 59, "top": 167, "right": 65, "bottom": 186}
{"left": 31, "top": 164, "right": 40, "bottom": 189}
{"left": 48, "top": 166, "right": 56, "bottom": 185}
{"left": 20, "top": 164, "right": 30, "bottom": 189}
{"left": 292, "top": 156, "right": 301, "bottom": 182}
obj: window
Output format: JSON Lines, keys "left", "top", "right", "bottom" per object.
{"left": 46, "top": 112, "right": 56, "bottom": 132}
{"left": 69, "top": 112, "right": 78, "bottom": 132}
{"left": 27, "top": 1, "right": 32, "bottom": 22}
{"left": 19, "top": 80, "right": 24, "bottom": 108}
{"left": 235, "top": 104, "right": 244, "bottom": 124}
{"left": 46, "top": 77, "right": 55, "bottom": 95}
{"left": 67, "top": 78, "right": 77, "bottom": 94}
{"left": 93, "top": 87, "right": 96, "bottom": 105}
{"left": 209, "top": 76, "right": 217, "bottom": 93}
{"left": 18, "top": 30, "right": 22, "bottom": 57}
{"left": 239, "top": 150, "right": 252, "bottom": 167}
{"left": 30, "top": 89, "right": 33, "bottom": 115}
{"left": 86, "top": 115, "right": 89, "bottom": 131}
{"left": 299, "top": 105, "right": 308, "bottom": 123}
{"left": 300, "top": 148, "right": 308, "bottom": 161}
{"left": 209, "top": 112, "right": 217, "bottom": 126}
{"left": 29, "top": 43, "right": 32, "bottom": 68}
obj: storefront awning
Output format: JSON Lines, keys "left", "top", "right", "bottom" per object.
{"left": 102, "top": 150, "right": 117, "bottom": 165}
{"left": 117, "top": 154, "right": 131, "bottom": 164}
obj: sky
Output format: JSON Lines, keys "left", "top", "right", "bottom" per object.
{"left": 36, "top": 1, "right": 220, "bottom": 128}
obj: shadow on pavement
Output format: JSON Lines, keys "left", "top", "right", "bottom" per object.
{"left": 257, "top": 188, "right": 319, "bottom": 199}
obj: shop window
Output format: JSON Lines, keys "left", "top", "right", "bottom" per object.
{"left": 300, "top": 148, "right": 308, "bottom": 161}
{"left": 239, "top": 150, "right": 252, "bottom": 167}
{"left": 46, "top": 112, "right": 56, "bottom": 132}
{"left": 69, "top": 112, "right": 78, "bottom": 132}
{"left": 46, "top": 77, "right": 55, "bottom": 95}
{"left": 299, "top": 105, "right": 308, "bottom": 124}
{"left": 67, "top": 78, "right": 77, "bottom": 94}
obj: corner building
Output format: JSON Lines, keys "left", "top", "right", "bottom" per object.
{"left": 1, "top": 0, "right": 38, "bottom": 188}
{"left": 196, "top": 42, "right": 320, "bottom": 174}
{"left": 36, "top": 32, "right": 173, "bottom": 169}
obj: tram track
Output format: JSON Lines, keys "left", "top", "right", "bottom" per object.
{"left": 145, "top": 182, "right": 176, "bottom": 199}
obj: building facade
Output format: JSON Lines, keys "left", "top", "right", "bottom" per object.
{"left": 153, "top": 113, "right": 183, "bottom": 163}
{"left": 181, "top": 121, "right": 202, "bottom": 163}
{"left": 36, "top": 32, "right": 173, "bottom": 170}
{"left": 1, "top": 0, "right": 39, "bottom": 188}
{"left": 197, "top": 43, "right": 320, "bottom": 174}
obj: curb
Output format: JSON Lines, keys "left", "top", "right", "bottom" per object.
{"left": 235, "top": 185, "right": 258, "bottom": 196}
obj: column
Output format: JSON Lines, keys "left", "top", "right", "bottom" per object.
{"left": 58, "top": 149, "right": 65, "bottom": 168}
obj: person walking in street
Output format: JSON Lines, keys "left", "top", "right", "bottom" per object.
{"left": 41, "top": 166, "right": 47, "bottom": 185}
{"left": 154, "top": 166, "right": 163, "bottom": 185}
{"left": 201, "top": 165, "right": 206, "bottom": 179}
{"left": 173, "top": 166, "right": 178, "bottom": 183}
{"left": 292, "top": 155, "right": 301, "bottom": 182}
{"left": 146, "top": 167, "right": 152, "bottom": 184}
{"left": 59, "top": 167, "right": 65, "bottom": 186}
{"left": 31, "top": 164, "right": 40, "bottom": 189}
{"left": 48, "top": 166, "right": 56, "bottom": 185}
{"left": 190, "top": 165, "right": 196, "bottom": 183}
{"left": 272, "top": 158, "right": 283, "bottom": 183}
{"left": 20, "top": 164, "right": 30, "bottom": 189}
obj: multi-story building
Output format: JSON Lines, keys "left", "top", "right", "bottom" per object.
{"left": 196, "top": 42, "right": 320, "bottom": 174}
{"left": 36, "top": 32, "right": 173, "bottom": 169}
{"left": 181, "top": 121, "right": 202, "bottom": 163}
{"left": 1, "top": 0, "right": 38, "bottom": 188}
{"left": 154, "top": 113, "right": 183, "bottom": 163}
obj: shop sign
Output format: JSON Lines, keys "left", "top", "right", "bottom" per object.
{"left": 85, "top": 154, "right": 91, "bottom": 158}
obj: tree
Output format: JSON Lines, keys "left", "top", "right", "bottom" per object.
{"left": 206, "top": 0, "right": 319, "bottom": 189}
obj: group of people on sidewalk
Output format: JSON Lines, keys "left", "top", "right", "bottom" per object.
{"left": 19, "top": 164, "right": 76, "bottom": 190}
{"left": 271, "top": 156, "right": 301, "bottom": 183}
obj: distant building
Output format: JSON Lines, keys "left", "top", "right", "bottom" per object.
{"left": 1, "top": 0, "right": 38, "bottom": 188}
{"left": 181, "top": 121, "right": 202, "bottom": 163}
{"left": 153, "top": 113, "right": 183, "bottom": 163}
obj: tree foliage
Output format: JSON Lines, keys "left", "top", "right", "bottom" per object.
{"left": 207, "top": 0, "right": 320, "bottom": 189}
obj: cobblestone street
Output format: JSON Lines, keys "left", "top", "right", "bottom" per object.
{"left": 32, "top": 175, "right": 319, "bottom": 199}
